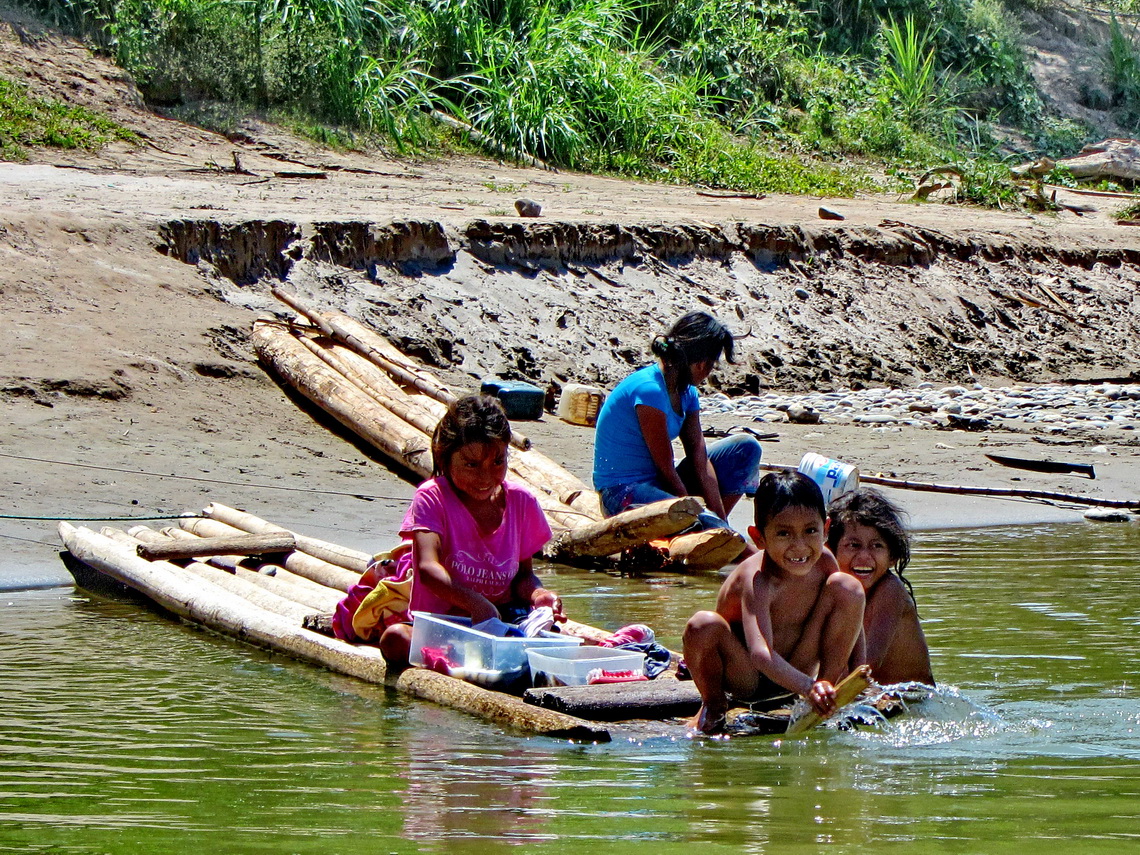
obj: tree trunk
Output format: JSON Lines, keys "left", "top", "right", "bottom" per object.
{"left": 547, "top": 497, "right": 703, "bottom": 558}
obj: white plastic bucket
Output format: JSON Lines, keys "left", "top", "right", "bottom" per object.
{"left": 797, "top": 452, "right": 859, "bottom": 506}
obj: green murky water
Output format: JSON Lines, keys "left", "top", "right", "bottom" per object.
{"left": 3, "top": 522, "right": 1140, "bottom": 853}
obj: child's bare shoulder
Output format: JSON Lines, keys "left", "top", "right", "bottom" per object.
{"left": 715, "top": 553, "right": 766, "bottom": 617}
{"left": 870, "top": 573, "right": 918, "bottom": 615}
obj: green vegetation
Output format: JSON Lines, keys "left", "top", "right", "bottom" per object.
{"left": 0, "top": 76, "right": 136, "bottom": 160}
{"left": 1113, "top": 198, "right": 1140, "bottom": 220}
{"left": 12, "top": 0, "right": 1128, "bottom": 203}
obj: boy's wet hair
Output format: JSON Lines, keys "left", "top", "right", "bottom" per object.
{"left": 827, "top": 488, "right": 916, "bottom": 600}
{"left": 650, "top": 311, "right": 736, "bottom": 391}
{"left": 431, "top": 395, "right": 511, "bottom": 477}
{"left": 753, "top": 470, "right": 826, "bottom": 530}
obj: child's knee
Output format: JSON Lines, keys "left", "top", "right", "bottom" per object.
{"left": 683, "top": 610, "right": 726, "bottom": 643}
{"left": 379, "top": 623, "right": 412, "bottom": 665}
{"left": 826, "top": 572, "right": 865, "bottom": 613}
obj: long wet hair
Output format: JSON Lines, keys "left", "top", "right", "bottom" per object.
{"left": 650, "top": 311, "right": 736, "bottom": 395}
{"left": 431, "top": 395, "right": 511, "bottom": 478}
{"left": 827, "top": 488, "right": 916, "bottom": 602}
{"left": 753, "top": 470, "right": 826, "bottom": 531}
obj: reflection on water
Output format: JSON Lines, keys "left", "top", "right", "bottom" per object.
{"left": 2, "top": 522, "right": 1140, "bottom": 852}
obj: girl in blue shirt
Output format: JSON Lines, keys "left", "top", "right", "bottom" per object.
{"left": 592, "top": 312, "right": 761, "bottom": 537}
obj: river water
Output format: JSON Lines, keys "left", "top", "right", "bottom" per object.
{"left": 3, "top": 521, "right": 1140, "bottom": 853}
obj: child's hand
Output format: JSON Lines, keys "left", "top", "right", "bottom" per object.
{"left": 806, "top": 680, "right": 837, "bottom": 716}
{"left": 468, "top": 600, "right": 500, "bottom": 625}
{"left": 531, "top": 588, "right": 566, "bottom": 622}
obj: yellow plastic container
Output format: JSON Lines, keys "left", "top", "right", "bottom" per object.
{"left": 557, "top": 384, "right": 606, "bottom": 427}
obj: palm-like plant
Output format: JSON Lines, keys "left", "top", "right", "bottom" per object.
{"left": 880, "top": 14, "right": 950, "bottom": 128}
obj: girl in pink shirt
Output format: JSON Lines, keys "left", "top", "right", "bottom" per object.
{"left": 346, "top": 395, "right": 563, "bottom": 664}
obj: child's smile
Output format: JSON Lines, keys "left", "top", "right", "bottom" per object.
{"left": 834, "top": 522, "right": 892, "bottom": 592}
{"left": 447, "top": 439, "right": 509, "bottom": 502}
{"left": 751, "top": 506, "right": 826, "bottom": 576}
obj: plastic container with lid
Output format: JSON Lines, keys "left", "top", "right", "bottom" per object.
{"left": 526, "top": 645, "right": 646, "bottom": 687}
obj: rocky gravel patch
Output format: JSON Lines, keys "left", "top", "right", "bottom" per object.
{"left": 704, "top": 381, "right": 1140, "bottom": 438}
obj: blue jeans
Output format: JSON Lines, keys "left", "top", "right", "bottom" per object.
{"left": 597, "top": 434, "right": 762, "bottom": 532}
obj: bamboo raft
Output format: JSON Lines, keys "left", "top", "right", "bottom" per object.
{"left": 57, "top": 504, "right": 894, "bottom": 742}
{"left": 253, "top": 289, "right": 746, "bottom": 571}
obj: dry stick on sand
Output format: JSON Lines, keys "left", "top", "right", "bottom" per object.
{"left": 758, "top": 463, "right": 1140, "bottom": 510}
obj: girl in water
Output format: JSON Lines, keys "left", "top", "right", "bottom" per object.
{"left": 827, "top": 488, "right": 934, "bottom": 686}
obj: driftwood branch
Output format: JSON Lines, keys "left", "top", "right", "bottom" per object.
{"left": 759, "top": 463, "right": 1140, "bottom": 510}
{"left": 271, "top": 289, "right": 532, "bottom": 452}
{"left": 666, "top": 528, "right": 746, "bottom": 570}
{"left": 547, "top": 497, "right": 702, "bottom": 558}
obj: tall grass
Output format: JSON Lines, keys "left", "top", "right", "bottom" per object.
{"left": 1107, "top": 14, "right": 1140, "bottom": 125}
{"left": 15, "top": 0, "right": 1053, "bottom": 204}
{"left": 879, "top": 15, "right": 954, "bottom": 129}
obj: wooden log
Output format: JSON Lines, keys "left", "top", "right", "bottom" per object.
{"left": 785, "top": 665, "right": 873, "bottom": 736}
{"left": 271, "top": 289, "right": 540, "bottom": 451}
{"left": 182, "top": 562, "right": 315, "bottom": 624}
{"left": 252, "top": 319, "right": 435, "bottom": 480}
{"left": 137, "top": 532, "right": 296, "bottom": 561}
{"left": 257, "top": 319, "right": 598, "bottom": 534}
{"left": 121, "top": 525, "right": 343, "bottom": 613}
{"left": 170, "top": 516, "right": 362, "bottom": 591}
{"left": 300, "top": 332, "right": 598, "bottom": 520}
{"left": 120, "top": 527, "right": 318, "bottom": 622}
{"left": 667, "top": 528, "right": 746, "bottom": 571}
{"left": 201, "top": 501, "right": 371, "bottom": 574}
{"left": 510, "top": 445, "right": 603, "bottom": 521}
{"left": 298, "top": 335, "right": 447, "bottom": 439}
{"left": 546, "top": 497, "right": 703, "bottom": 558}
{"left": 178, "top": 518, "right": 346, "bottom": 610}
{"left": 272, "top": 290, "right": 459, "bottom": 410}
{"left": 524, "top": 679, "right": 702, "bottom": 721}
{"left": 392, "top": 668, "right": 608, "bottom": 741}
{"left": 256, "top": 321, "right": 589, "bottom": 533}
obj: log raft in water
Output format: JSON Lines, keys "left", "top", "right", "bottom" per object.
{"left": 58, "top": 522, "right": 611, "bottom": 742}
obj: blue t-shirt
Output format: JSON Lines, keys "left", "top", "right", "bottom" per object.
{"left": 592, "top": 365, "right": 700, "bottom": 489}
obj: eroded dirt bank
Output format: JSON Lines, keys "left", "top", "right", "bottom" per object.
{"left": 155, "top": 216, "right": 1140, "bottom": 396}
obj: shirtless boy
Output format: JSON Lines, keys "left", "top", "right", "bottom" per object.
{"left": 682, "top": 470, "right": 865, "bottom": 734}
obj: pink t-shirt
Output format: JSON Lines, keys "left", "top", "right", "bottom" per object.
{"left": 398, "top": 476, "right": 552, "bottom": 616}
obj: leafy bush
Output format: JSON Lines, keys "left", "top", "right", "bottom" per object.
{"left": 13, "top": 0, "right": 1053, "bottom": 206}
